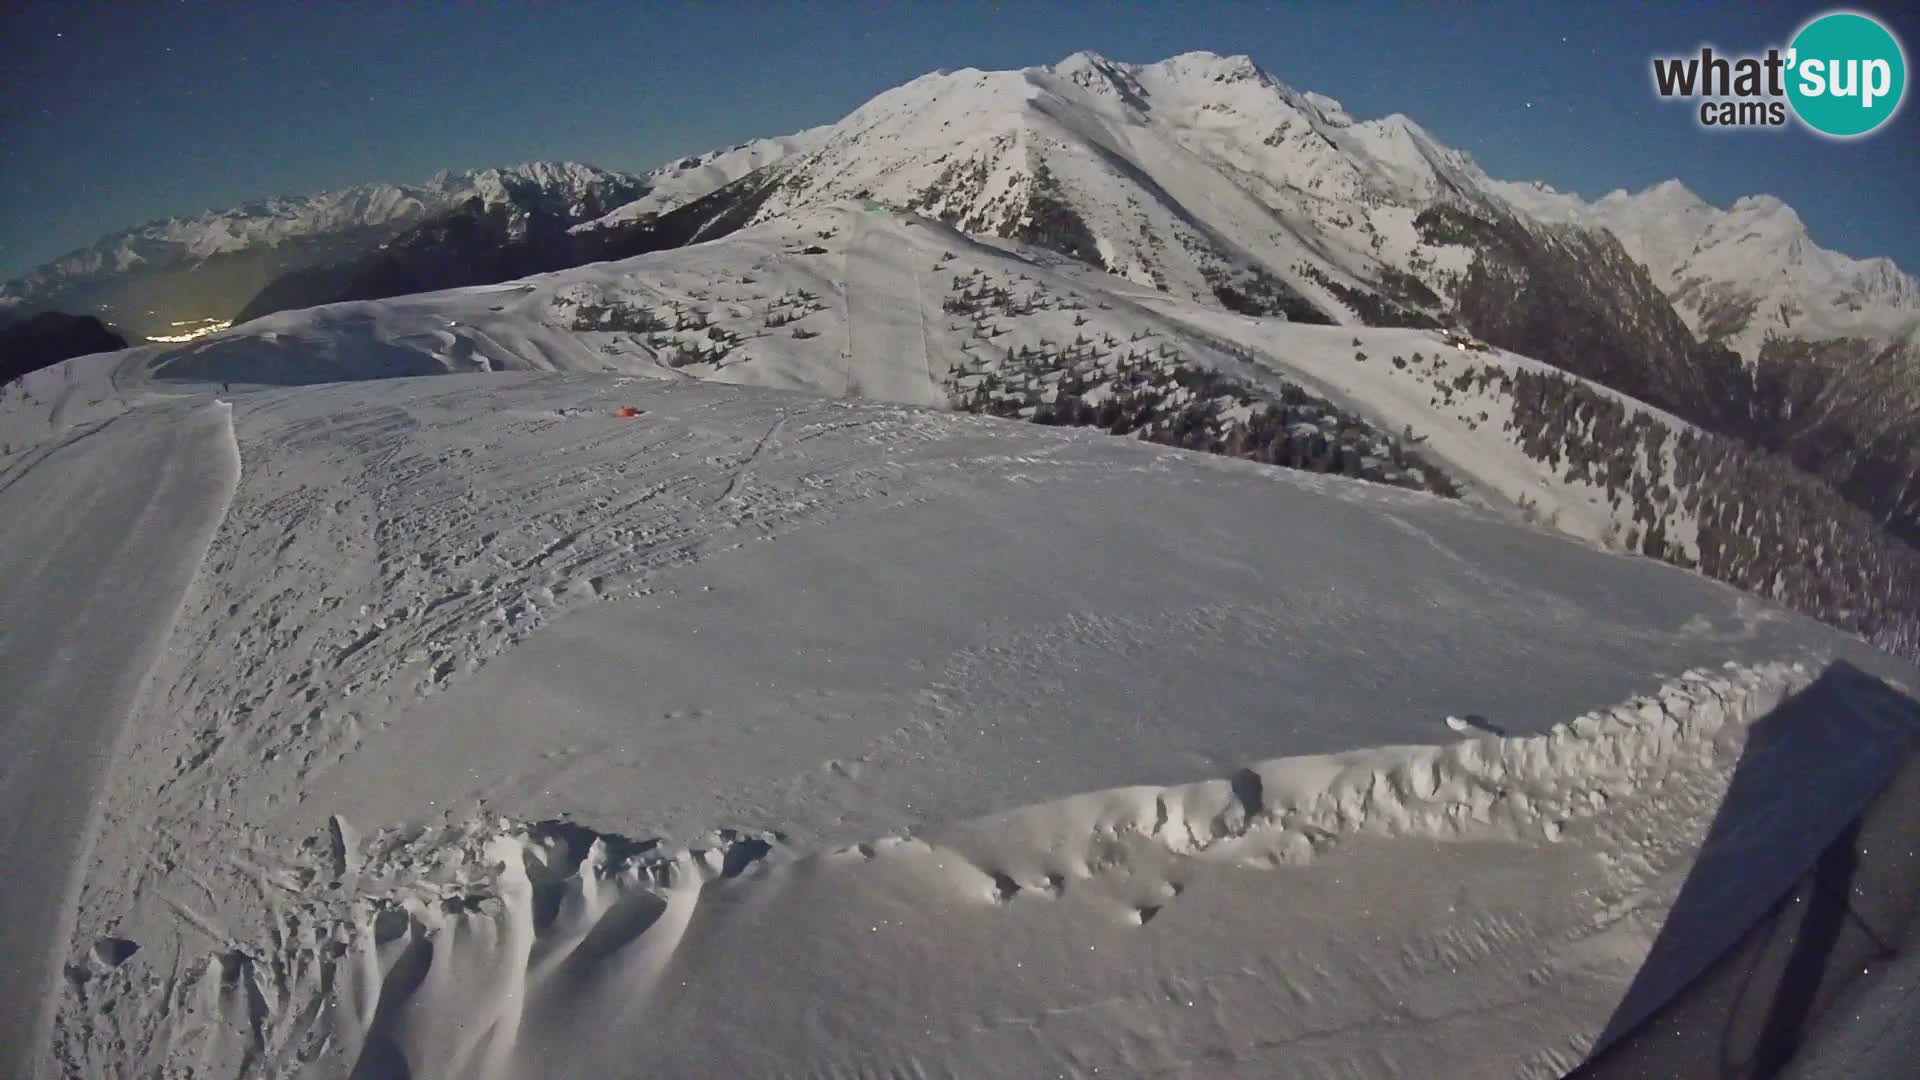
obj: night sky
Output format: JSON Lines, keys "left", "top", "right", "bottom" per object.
{"left": 4, "top": 0, "right": 1916, "bottom": 278}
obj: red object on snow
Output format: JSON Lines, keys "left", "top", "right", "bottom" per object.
{"left": 617, "top": 407, "right": 644, "bottom": 418}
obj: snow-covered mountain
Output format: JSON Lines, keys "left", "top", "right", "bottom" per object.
{"left": 0, "top": 162, "right": 647, "bottom": 338}
{"left": 667, "top": 50, "right": 1916, "bottom": 365}
{"left": 1484, "top": 177, "right": 1920, "bottom": 548}
{"left": 716, "top": 50, "right": 1499, "bottom": 326}
{"left": 18, "top": 49, "right": 1917, "bottom": 366}
{"left": 571, "top": 128, "right": 833, "bottom": 233}
{"left": 19, "top": 49, "right": 1915, "bottom": 378}
{"left": 637, "top": 50, "right": 1912, "bottom": 544}
{"left": 1492, "top": 177, "right": 1920, "bottom": 358}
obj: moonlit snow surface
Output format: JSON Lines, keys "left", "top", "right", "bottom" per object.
{"left": 4, "top": 357, "right": 1914, "bottom": 1078}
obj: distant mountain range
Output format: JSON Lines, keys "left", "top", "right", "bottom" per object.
{"left": 228, "top": 165, "right": 788, "bottom": 326}
{"left": 0, "top": 162, "right": 647, "bottom": 339}
{"left": 5, "top": 50, "right": 1917, "bottom": 542}
{"left": 1493, "top": 178, "right": 1920, "bottom": 359}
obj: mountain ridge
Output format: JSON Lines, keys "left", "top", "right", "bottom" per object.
{"left": 10, "top": 161, "right": 641, "bottom": 284}
{"left": 1490, "top": 174, "right": 1920, "bottom": 357}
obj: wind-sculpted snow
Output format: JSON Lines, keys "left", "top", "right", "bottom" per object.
{"left": 60, "top": 659, "right": 1920, "bottom": 1079}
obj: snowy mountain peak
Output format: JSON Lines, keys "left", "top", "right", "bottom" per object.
{"left": 1724, "top": 193, "right": 1806, "bottom": 240}
{"left": 1144, "top": 50, "right": 1273, "bottom": 87}
{"left": 425, "top": 161, "right": 637, "bottom": 208}
{"left": 723, "top": 48, "right": 1511, "bottom": 319}
{"left": 1302, "top": 91, "right": 1355, "bottom": 126}
{"left": 1498, "top": 175, "right": 1916, "bottom": 355}
{"left": 1048, "top": 50, "right": 1153, "bottom": 106}
{"left": 1367, "top": 111, "right": 1446, "bottom": 149}
{"left": 1053, "top": 49, "right": 1118, "bottom": 74}
{"left": 5, "top": 161, "right": 644, "bottom": 295}
{"left": 1643, "top": 178, "right": 1705, "bottom": 204}
{"left": 1729, "top": 192, "right": 1789, "bottom": 215}
{"left": 1041, "top": 49, "right": 1300, "bottom": 116}
{"left": 736, "top": 49, "right": 1913, "bottom": 368}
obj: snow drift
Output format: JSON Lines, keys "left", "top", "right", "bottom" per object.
{"left": 138, "top": 660, "right": 1920, "bottom": 1079}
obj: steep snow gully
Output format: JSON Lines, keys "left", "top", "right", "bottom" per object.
{"left": 0, "top": 400, "right": 241, "bottom": 1080}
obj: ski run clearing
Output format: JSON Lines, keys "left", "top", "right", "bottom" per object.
{"left": 2, "top": 204, "right": 1918, "bottom": 1079}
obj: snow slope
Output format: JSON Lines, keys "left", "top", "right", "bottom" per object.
{"left": 308, "top": 660, "right": 1913, "bottom": 1080}
{"left": 1128, "top": 306, "right": 1703, "bottom": 552}
{"left": 11, "top": 364, "right": 1912, "bottom": 1079}
{"left": 4, "top": 46, "right": 1917, "bottom": 1076}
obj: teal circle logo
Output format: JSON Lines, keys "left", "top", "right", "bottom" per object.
{"left": 1786, "top": 11, "right": 1907, "bottom": 137}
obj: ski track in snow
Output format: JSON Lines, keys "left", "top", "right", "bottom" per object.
{"left": 0, "top": 400, "right": 240, "bottom": 1080}
{"left": 838, "top": 208, "right": 948, "bottom": 406}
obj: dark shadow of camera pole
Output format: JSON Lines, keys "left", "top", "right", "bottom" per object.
{"left": 1565, "top": 660, "right": 1920, "bottom": 1079}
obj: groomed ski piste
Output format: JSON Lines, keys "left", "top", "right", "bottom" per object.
{"left": 3, "top": 210, "right": 1918, "bottom": 1079}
